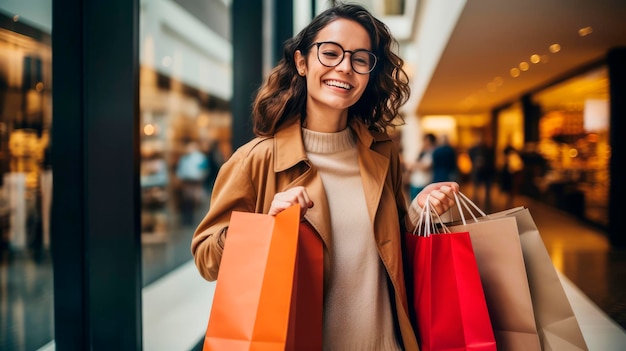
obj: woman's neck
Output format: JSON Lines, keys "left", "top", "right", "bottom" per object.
{"left": 304, "top": 106, "right": 349, "bottom": 133}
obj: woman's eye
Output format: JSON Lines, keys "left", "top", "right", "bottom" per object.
{"left": 322, "top": 51, "right": 340, "bottom": 58}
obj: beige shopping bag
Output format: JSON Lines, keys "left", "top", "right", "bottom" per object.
{"left": 448, "top": 214, "right": 542, "bottom": 351}
{"left": 487, "top": 206, "right": 588, "bottom": 351}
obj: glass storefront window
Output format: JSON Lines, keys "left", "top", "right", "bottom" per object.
{"left": 532, "top": 66, "right": 610, "bottom": 226}
{"left": 0, "top": 10, "right": 54, "bottom": 351}
{"left": 139, "top": 0, "right": 232, "bottom": 348}
{"left": 496, "top": 103, "right": 525, "bottom": 168}
{"left": 139, "top": 68, "right": 231, "bottom": 285}
{"left": 139, "top": 0, "right": 232, "bottom": 280}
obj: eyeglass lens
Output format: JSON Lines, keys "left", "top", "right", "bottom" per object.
{"left": 316, "top": 42, "right": 376, "bottom": 74}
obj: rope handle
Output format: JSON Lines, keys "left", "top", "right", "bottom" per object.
{"left": 453, "top": 191, "right": 489, "bottom": 225}
{"left": 411, "top": 194, "right": 451, "bottom": 236}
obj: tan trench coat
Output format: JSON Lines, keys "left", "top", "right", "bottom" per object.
{"left": 191, "top": 118, "right": 419, "bottom": 350}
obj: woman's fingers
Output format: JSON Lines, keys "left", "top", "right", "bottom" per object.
{"left": 417, "top": 182, "right": 460, "bottom": 214}
{"left": 428, "top": 191, "right": 453, "bottom": 214}
{"left": 268, "top": 186, "right": 314, "bottom": 217}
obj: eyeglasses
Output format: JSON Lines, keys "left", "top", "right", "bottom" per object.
{"left": 310, "top": 41, "right": 377, "bottom": 74}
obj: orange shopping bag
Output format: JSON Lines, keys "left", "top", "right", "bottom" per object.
{"left": 203, "top": 204, "right": 323, "bottom": 351}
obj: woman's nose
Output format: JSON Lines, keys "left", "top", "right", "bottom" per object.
{"left": 335, "top": 54, "right": 353, "bottom": 74}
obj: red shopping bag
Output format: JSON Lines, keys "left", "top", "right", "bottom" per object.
{"left": 203, "top": 205, "right": 323, "bottom": 351}
{"left": 405, "top": 196, "right": 496, "bottom": 351}
{"left": 287, "top": 220, "right": 323, "bottom": 349}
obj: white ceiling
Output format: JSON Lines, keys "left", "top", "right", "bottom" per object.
{"left": 416, "top": 0, "right": 626, "bottom": 116}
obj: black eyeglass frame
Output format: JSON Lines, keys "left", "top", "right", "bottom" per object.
{"left": 309, "top": 41, "right": 378, "bottom": 75}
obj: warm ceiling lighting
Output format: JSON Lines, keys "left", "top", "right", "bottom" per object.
{"left": 578, "top": 26, "right": 593, "bottom": 37}
{"left": 493, "top": 76, "right": 504, "bottom": 86}
{"left": 510, "top": 68, "right": 521, "bottom": 77}
{"left": 144, "top": 124, "right": 156, "bottom": 136}
{"left": 530, "top": 54, "right": 541, "bottom": 64}
{"left": 519, "top": 62, "right": 529, "bottom": 71}
{"left": 549, "top": 44, "right": 561, "bottom": 53}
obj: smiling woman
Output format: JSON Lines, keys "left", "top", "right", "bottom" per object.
{"left": 191, "top": 2, "right": 459, "bottom": 350}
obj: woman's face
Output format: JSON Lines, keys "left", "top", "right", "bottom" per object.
{"left": 295, "top": 18, "right": 372, "bottom": 126}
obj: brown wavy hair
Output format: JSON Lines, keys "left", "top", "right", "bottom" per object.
{"left": 252, "top": 2, "right": 410, "bottom": 136}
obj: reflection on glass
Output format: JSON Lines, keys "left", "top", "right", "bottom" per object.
{"left": 0, "top": 24, "right": 54, "bottom": 351}
{"left": 139, "top": 66, "right": 231, "bottom": 285}
{"left": 140, "top": 0, "right": 232, "bottom": 348}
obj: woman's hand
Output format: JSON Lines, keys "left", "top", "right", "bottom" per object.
{"left": 415, "top": 182, "right": 460, "bottom": 215}
{"left": 268, "top": 186, "right": 314, "bottom": 218}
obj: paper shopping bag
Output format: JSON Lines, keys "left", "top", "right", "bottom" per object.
{"left": 405, "top": 231, "right": 497, "bottom": 351}
{"left": 405, "top": 196, "right": 496, "bottom": 351}
{"left": 203, "top": 205, "right": 323, "bottom": 351}
{"left": 286, "top": 221, "right": 323, "bottom": 350}
{"left": 448, "top": 215, "right": 542, "bottom": 350}
{"left": 488, "top": 207, "right": 588, "bottom": 351}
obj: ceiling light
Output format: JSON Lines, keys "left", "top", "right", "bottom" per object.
{"left": 549, "top": 44, "right": 561, "bottom": 53}
{"left": 519, "top": 62, "right": 529, "bottom": 71}
{"left": 510, "top": 68, "right": 521, "bottom": 77}
{"left": 578, "top": 26, "right": 593, "bottom": 37}
{"left": 530, "top": 54, "right": 541, "bottom": 64}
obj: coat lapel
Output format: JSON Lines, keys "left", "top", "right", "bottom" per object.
{"left": 271, "top": 119, "right": 393, "bottom": 251}
{"left": 274, "top": 121, "right": 332, "bottom": 250}
{"left": 350, "top": 120, "right": 390, "bottom": 227}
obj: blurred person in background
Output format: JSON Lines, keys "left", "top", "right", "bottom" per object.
{"left": 191, "top": 3, "right": 458, "bottom": 350}
{"left": 432, "top": 134, "right": 459, "bottom": 183}
{"left": 202, "top": 139, "right": 224, "bottom": 194}
{"left": 408, "top": 132, "right": 437, "bottom": 199}
{"left": 468, "top": 132, "right": 495, "bottom": 211}
{"left": 500, "top": 144, "right": 525, "bottom": 208}
{"left": 176, "top": 141, "right": 208, "bottom": 225}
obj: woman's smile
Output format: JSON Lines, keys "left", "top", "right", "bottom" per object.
{"left": 324, "top": 79, "right": 353, "bottom": 90}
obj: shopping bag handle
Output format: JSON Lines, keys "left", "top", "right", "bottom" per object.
{"left": 412, "top": 194, "right": 430, "bottom": 236}
{"left": 412, "top": 194, "right": 452, "bottom": 236}
{"left": 453, "top": 191, "right": 488, "bottom": 225}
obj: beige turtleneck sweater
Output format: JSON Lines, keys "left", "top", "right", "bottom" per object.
{"left": 302, "top": 127, "right": 402, "bottom": 351}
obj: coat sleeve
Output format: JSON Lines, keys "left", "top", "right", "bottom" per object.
{"left": 190, "top": 147, "right": 258, "bottom": 281}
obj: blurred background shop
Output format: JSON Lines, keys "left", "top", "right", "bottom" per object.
{"left": 0, "top": 0, "right": 625, "bottom": 350}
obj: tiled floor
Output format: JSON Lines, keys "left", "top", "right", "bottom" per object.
{"left": 2, "top": 182, "right": 626, "bottom": 350}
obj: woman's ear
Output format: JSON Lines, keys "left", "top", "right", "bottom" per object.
{"left": 294, "top": 50, "right": 306, "bottom": 76}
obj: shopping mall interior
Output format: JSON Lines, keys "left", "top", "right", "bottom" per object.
{"left": 1, "top": 0, "right": 626, "bottom": 350}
